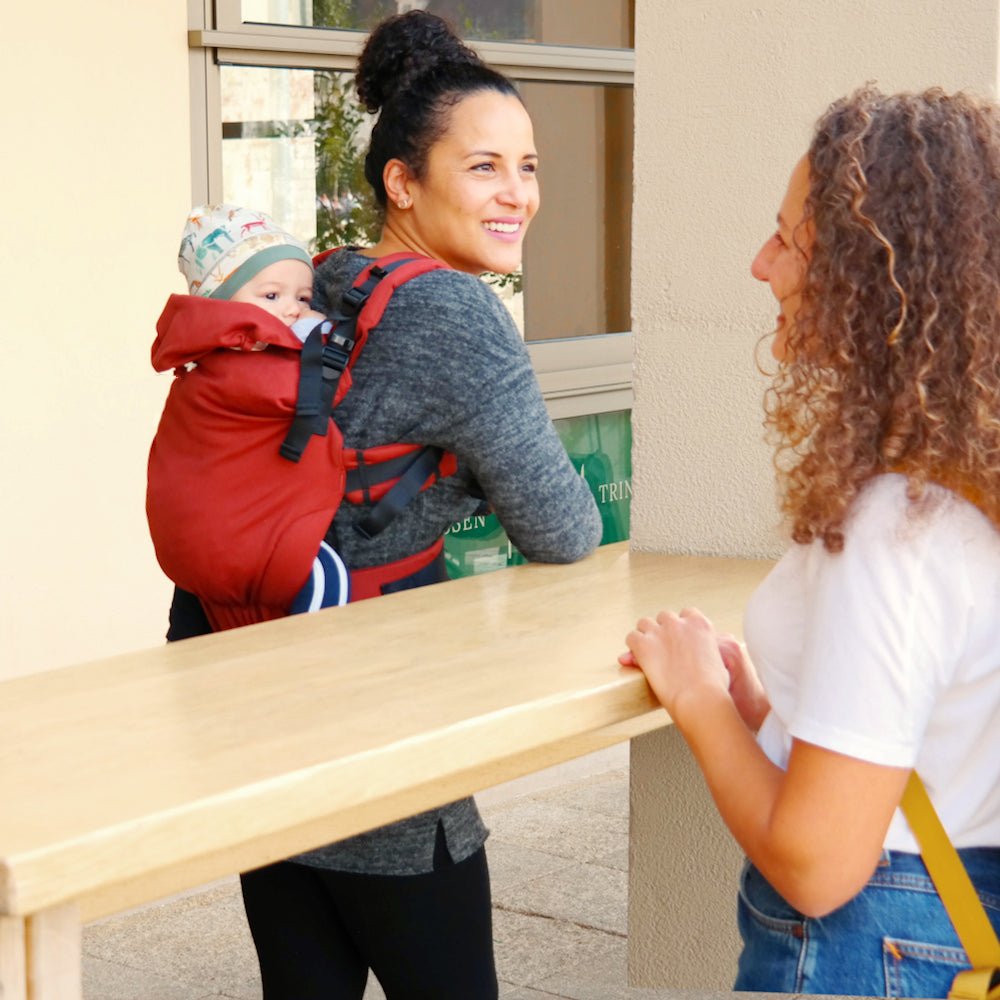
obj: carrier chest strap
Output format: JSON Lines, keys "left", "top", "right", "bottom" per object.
{"left": 344, "top": 444, "right": 458, "bottom": 504}
{"left": 355, "top": 446, "right": 452, "bottom": 540}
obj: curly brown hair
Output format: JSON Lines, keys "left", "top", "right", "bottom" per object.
{"left": 768, "top": 85, "right": 1000, "bottom": 551}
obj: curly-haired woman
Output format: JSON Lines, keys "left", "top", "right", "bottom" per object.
{"left": 623, "top": 86, "right": 1000, "bottom": 997}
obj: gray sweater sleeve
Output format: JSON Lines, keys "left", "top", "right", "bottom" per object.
{"left": 402, "top": 273, "right": 600, "bottom": 561}
{"left": 316, "top": 258, "right": 601, "bottom": 564}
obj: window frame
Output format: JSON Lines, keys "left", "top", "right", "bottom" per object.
{"left": 187, "top": 0, "right": 634, "bottom": 416}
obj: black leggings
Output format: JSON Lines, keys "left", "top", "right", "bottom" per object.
{"left": 239, "top": 830, "right": 497, "bottom": 999}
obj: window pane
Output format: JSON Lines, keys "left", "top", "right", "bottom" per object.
{"left": 219, "top": 64, "right": 631, "bottom": 339}
{"left": 521, "top": 80, "right": 632, "bottom": 340}
{"left": 240, "top": 0, "right": 633, "bottom": 48}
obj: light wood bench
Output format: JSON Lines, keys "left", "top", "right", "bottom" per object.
{"left": 0, "top": 541, "right": 770, "bottom": 998}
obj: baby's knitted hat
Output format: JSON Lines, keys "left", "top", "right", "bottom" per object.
{"left": 178, "top": 204, "right": 313, "bottom": 299}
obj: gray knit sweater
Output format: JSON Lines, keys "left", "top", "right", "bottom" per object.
{"left": 294, "top": 250, "right": 601, "bottom": 874}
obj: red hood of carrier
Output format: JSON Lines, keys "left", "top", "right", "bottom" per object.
{"left": 152, "top": 294, "right": 308, "bottom": 372}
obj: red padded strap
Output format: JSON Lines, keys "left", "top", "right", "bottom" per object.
{"left": 348, "top": 255, "right": 448, "bottom": 361}
{"left": 348, "top": 538, "right": 444, "bottom": 602}
{"left": 343, "top": 445, "right": 457, "bottom": 504}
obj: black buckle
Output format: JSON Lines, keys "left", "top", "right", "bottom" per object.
{"left": 341, "top": 286, "right": 368, "bottom": 312}
{"left": 321, "top": 341, "right": 351, "bottom": 377}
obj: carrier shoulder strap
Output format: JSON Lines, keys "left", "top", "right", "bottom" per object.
{"left": 280, "top": 253, "right": 443, "bottom": 463}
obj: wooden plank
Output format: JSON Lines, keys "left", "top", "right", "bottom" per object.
{"left": 25, "top": 905, "right": 80, "bottom": 1000}
{"left": 7, "top": 662, "right": 661, "bottom": 917}
{"left": 0, "top": 545, "right": 771, "bottom": 919}
{"left": 0, "top": 914, "right": 27, "bottom": 1000}
{"left": 80, "top": 713, "right": 666, "bottom": 922}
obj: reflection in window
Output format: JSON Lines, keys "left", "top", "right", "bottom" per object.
{"left": 220, "top": 66, "right": 378, "bottom": 250}
{"left": 220, "top": 64, "right": 631, "bottom": 340}
{"left": 240, "top": 0, "right": 633, "bottom": 49}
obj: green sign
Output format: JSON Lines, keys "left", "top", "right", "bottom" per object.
{"left": 444, "top": 409, "right": 632, "bottom": 579}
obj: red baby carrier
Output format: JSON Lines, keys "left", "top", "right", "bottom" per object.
{"left": 146, "top": 252, "right": 456, "bottom": 631}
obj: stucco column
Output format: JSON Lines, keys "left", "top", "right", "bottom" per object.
{"left": 628, "top": 0, "right": 1000, "bottom": 987}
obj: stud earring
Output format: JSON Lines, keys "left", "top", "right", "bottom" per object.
{"left": 398, "top": 198, "right": 409, "bottom": 209}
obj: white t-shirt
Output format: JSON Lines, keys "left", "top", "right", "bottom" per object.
{"left": 744, "top": 474, "right": 1000, "bottom": 852}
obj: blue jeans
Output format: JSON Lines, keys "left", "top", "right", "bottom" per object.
{"left": 735, "top": 848, "right": 1000, "bottom": 997}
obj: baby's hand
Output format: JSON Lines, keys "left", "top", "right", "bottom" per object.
{"left": 290, "top": 310, "right": 331, "bottom": 343}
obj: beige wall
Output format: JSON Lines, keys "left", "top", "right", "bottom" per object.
{"left": 1, "top": 2, "right": 192, "bottom": 679}
{"left": 628, "top": 0, "right": 1000, "bottom": 988}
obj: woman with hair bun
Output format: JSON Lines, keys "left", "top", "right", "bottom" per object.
{"left": 624, "top": 86, "right": 1000, "bottom": 997}
{"left": 228, "top": 10, "right": 600, "bottom": 999}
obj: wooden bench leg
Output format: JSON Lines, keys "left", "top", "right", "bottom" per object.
{"left": 18, "top": 904, "right": 81, "bottom": 1000}
{"left": 1, "top": 914, "right": 27, "bottom": 1000}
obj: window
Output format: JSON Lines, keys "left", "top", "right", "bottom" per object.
{"left": 236, "top": 0, "right": 631, "bottom": 48}
{"left": 188, "top": 0, "right": 633, "bottom": 416}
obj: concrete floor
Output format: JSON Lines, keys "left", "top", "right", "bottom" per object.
{"left": 81, "top": 744, "right": 727, "bottom": 999}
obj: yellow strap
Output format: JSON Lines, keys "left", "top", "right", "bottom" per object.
{"left": 947, "top": 967, "right": 1000, "bottom": 1000}
{"left": 901, "top": 772, "right": 1000, "bottom": 968}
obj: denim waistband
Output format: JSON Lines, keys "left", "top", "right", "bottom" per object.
{"left": 871, "top": 847, "right": 1000, "bottom": 908}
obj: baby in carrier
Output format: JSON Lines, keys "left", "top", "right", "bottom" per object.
{"left": 147, "top": 205, "right": 350, "bottom": 631}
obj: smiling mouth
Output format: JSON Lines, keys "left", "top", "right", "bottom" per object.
{"left": 483, "top": 221, "right": 520, "bottom": 234}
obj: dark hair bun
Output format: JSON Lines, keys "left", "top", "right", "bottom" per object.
{"left": 356, "top": 10, "right": 520, "bottom": 207}
{"left": 356, "top": 10, "right": 481, "bottom": 113}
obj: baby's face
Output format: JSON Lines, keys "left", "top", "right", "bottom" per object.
{"left": 230, "top": 258, "right": 314, "bottom": 325}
